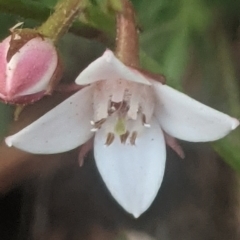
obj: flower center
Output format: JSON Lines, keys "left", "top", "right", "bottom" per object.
{"left": 91, "top": 79, "right": 155, "bottom": 145}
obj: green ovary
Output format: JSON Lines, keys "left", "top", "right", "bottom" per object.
{"left": 114, "top": 118, "right": 126, "bottom": 135}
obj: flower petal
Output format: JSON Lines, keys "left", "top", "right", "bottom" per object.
{"left": 6, "top": 37, "right": 58, "bottom": 97}
{"left": 5, "top": 86, "right": 94, "bottom": 153}
{"left": 0, "top": 37, "right": 10, "bottom": 98}
{"left": 153, "top": 81, "right": 239, "bottom": 142}
{"left": 94, "top": 118, "right": 166, "bottom": 218}
{"left": 75, "top": 49, "right": 151, "bottom": 86}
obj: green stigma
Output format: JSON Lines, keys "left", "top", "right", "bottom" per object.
{"left": 114, "top": 118, "right": 126, "bottom": 136}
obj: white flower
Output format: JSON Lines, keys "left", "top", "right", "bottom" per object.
{"left": 5, "top": 49, "right": 239, "bottom": 218}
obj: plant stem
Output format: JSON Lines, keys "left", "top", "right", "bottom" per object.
{"left": 115, "top": 0, "right": 139, "bottom": 67}
{"left": 0, "top": 0, "right": 103, "bottom": 40}
{"left": 37, "top": 0, "right": 86, "bottom": 42}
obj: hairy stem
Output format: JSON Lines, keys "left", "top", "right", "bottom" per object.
{"left": 115, "top": 0, "right": 139, "bottom": 67}
{"left": 37, "top": 0, "right": 86, "bottom": 42}
{"left": 0, "top": 0, "right": 103, "bottom": 40}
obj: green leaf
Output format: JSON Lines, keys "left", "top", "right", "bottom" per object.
{"left": 34, "top": 0, "right": 58, "bottom": 7}
{"left": 213, "top": 131, "right": 240, "bottom": 171}
{"left": 160, "top": 30, "right": 189, "bottom": 90}
{"left": 79, "top": 4, "right": 115, "bottom": 36}
{"left": 0, "top": 103, "right": 11, "bottom": 139}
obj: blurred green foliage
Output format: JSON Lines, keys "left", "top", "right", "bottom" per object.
{"left": 0, "top": 0, "right": 240, "bottom": 170}
{"left": 0, "top": 103, "right": 11, "bottom": 138}
{"left": 0, "top": 14, "right": 16, "bottom": 139}
{"left": 133, "top": 0, "right": 240, "bottom": 170}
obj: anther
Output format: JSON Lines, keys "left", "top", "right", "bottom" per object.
{"left": 109, "top": 102, "right": 121, "bottom": 114}
{"left": 142, "top": 114, "right": 151, "bottom": 127}
{"left": 105, "top": 132, "right": 115, "bottom": 146}
{"left": 130, "top": 131, "right": 137, "bottom": 145}
{"left": 92, "top": 118, "right": 106, "bottom": 129}
{"left": 109, "top": 105, "right": 116, "bottom": 113}
{"left": 120, "top": 130, "right": 130, "bottom": 144}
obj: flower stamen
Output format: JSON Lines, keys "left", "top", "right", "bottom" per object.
{"left": 105, "top": 132, "right": 115, "bottom": 146}
{"left": 130, "top": 131, "right": 137, "bottom": 145}
{"left": 120, "top": 130, "right": 130, "bottom": 144}
{"left": 142, "top": 114, "right": 151, "bottom": 128}
{"left": 91, "top": 118, "right": 106, "bottom": 130}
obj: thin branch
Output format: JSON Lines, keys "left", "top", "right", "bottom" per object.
{"left": 37, "top": 0, "right": 87, "bottom": 41}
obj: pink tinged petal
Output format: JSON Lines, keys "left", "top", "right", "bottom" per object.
{"left": 140, "top": 86, "right": 155, "bottom": 123}
{"left": 127, "top": 84, "right": 155, "bottom": 122}
{"left": 93, "top": 81, "right": 111, "bottom": 121}
{"left": 6, "top": 37, "right": 58, "bottom": 99}
{"left": 93, "top": 79, "right": 132, "bottom": 122}
{"left": 75, "top": 49, "right": 151, "bottom": 86}
{"left": 94, "top": 118, "right": 166, "bottom": 218}
{"left": 78, "top": 137, "right": 94, "bottom": 167}
{"left": 110, "top": 79, "right": 126, "bottom": 103}
{"left": 152, "top": 81, "right": 239, "bottom": 142}
{"left": 0, "top": 37, "right": 10, "bottom": 98}
{"left": 5, "top": 86, "right": 94, "bottom": 154}
{"left": 164, "top": 132, "right": 185, "bottom": 159}
{"left": 128, "top": 84, "right": 140, "bottom": 120}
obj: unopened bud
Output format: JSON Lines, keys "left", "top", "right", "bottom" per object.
{"left": 0, "top": 29, "right": 62, "bottom": 104}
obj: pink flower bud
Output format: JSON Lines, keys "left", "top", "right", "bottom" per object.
{"left": 0, "top": 30, "right": 62, "bottom": 104}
